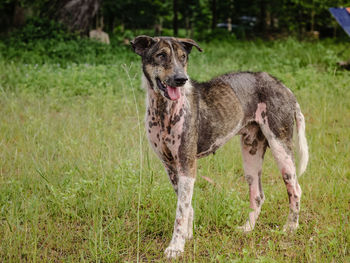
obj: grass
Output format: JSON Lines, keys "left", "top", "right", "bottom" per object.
{"left": 0, "top": 38, "right": 350, "bottom": 262}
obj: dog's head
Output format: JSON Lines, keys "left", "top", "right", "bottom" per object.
{"left": 131, "top": 35, "right": 202, "bottom": 100}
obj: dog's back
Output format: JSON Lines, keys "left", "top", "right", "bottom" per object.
{"left": 195, "top": 71, "right": 297, "bottom": 156}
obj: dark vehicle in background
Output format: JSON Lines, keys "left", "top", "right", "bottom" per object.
{"left": 217, "top": 16, "right": 257, "bottom": 38}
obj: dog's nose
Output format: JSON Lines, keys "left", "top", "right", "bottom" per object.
{"left": 174, "top": 74, "right": 188, "bottom": 86}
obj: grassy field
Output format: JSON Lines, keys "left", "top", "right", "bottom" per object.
{"left": 0, "top": 38, "right": 349, "bottom": 262}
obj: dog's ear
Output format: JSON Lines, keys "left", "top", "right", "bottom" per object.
{"left": 131, "top": 35, "right": 156, "bottom": 56}
{"left": 177, "top": 38, "right": 203, "bottom": 54}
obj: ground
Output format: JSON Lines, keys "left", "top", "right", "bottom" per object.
{"left": 0, "top": 39, "right": 349, "bottom": 262}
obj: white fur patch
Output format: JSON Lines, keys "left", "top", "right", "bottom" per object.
{"left": 295, "top": 102, "right": 309, "bottom": 176}
{"left": 165, "top": 176, "right": 195, "bottom": 259}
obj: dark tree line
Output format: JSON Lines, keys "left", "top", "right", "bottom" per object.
{"left": 0, "top": 0, "right": 349, "bottom": 38}
{"left": 0, "top": 0, "right": 102, "bottom": 34}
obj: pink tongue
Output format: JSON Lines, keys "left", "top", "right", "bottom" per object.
{"left": 167, "top": 86, "right": 181, "bottom": 100}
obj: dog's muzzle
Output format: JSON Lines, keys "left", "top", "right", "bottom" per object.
{"left": 156, "top": 77, "right": 186, "bottom": 101}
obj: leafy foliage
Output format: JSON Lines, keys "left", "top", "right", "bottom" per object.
{"left": 0, "top": 20, "right": 136, "bottom": 66}
{"left": 1, "top": 0, "right": 350, "bottom": 39}
{"left": 7, "top": 17, "right": 74, "bottom": 42}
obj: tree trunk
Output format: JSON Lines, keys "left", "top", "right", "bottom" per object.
{"left": 311, "top": 9, "right": 315, "bottom": 32}
{"left": 211, "top": 0, "right": 217, "bottom": 30}
{"left": 13, "top": 2, "right": 26, "bottom": 28}
{"left": 259, "top": 0, "right": 267, "bottom": 37}
{"left": 53, "top": 0, "right": 102, "bottom": 33}
{"left": 297, "top": 3, "right": 303, "bottom": 40}
{"left": 185, "top": 17, "right": 189, "bottom": 37}
{"left": 173, "top": 0, "right": 178, "bottom": 36}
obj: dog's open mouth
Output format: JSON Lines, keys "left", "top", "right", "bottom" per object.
{"left": 156, "top": 78, "right": 181, "bottom": 100}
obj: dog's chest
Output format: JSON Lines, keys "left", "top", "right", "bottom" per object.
{"left": 146, "top": 95, "right": 187, "bottom": 163}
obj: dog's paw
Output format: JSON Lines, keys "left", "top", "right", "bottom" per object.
{"left": 164, "top": 246, "right": 183, "bottom": 259}
{"left": 186, "top": 232, "right": 193, "bottom": 240}
{"left": 237, "top": 221, "right": 254, "bottom": 233}
{"left": 186, "top": 226, "right": 193, "bottom": 240}
{"left": 283, "top": 222, "right": 299, "bottom": 232}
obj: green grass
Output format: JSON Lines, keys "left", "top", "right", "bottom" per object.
{"left": 0, "top": 38, "right": 349, "bottom": 262}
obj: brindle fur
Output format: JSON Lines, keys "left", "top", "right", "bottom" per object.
{"left": 131, "top": 35, "right": 309, "bottom": 259}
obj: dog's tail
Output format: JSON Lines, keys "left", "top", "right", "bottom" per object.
{"left": 295, "top": 102, "right": 309, "bottom": 176}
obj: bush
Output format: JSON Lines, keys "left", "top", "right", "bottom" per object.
{"left": 6, "top": 17, "right": 77, "bottom": 42}
{"left": 0, "top": 18, "right": 137, "bottom": 66}
{"left": 0, "top": 37, "right": 136, "bottom": 66}
{"left": 196, "top": 28, "right": 237, "bottom": 42}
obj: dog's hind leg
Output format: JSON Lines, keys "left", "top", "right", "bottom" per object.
{"left": 238, "top": 124, "right": 268, "bottom": 232}
{"left": 269, "top": 139, "right": 301, "bottom": 231}
{"left": 255, "top": 103, "right": 302, "bottom": 232}
{"left": 164, "top": 164, "right": 196, "bottom": 259}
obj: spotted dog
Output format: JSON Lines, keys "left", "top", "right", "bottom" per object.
{"left": 131, "top": 35, "right": 309, "bottom": 259}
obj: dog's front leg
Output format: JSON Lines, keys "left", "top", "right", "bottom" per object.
{"left": 166, "top": 166, "right": 194, "bottom": 240}
{"left": 164, "top": 173, "right": 195, "bottom": 259}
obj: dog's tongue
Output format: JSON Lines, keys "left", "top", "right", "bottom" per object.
{"left": 167, "top": 86, "right": 181, "bottom": 100}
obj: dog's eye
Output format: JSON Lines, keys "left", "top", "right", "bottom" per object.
{"left": 181, "top": 54, "right": 186, "bottom": 60}
{"left": 156, "top": 52, "right": 167, "bottom": 59}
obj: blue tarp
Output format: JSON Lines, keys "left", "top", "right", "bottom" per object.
{"left": 329, "top": 7, "right": 350, "bottom": 37}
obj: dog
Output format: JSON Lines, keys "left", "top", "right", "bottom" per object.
{"left": 131, "top": 35, "right": 309, "bottom": 259}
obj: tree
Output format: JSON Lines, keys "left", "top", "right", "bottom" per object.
{"left": 259, "top": 0, "right": 267, "bottom": 36}
{"left": 1, "top": 0, "right": 350, "bottom": 39}
{"left": 211, "top": 0, "right": 217, "bottom": 30}
{"left": 173, "top": 0, "right": 178, "bottom": 35}
{"left": 46, "top": 0, "right": 101, "bottom": 33}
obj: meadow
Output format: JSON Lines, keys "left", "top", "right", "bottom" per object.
{"left": 0, "top": 38, "right": 349, "bottom": 262}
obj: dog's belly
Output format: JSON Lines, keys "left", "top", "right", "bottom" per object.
{"left": 196, "top": 121, "right": 242, "bottom": 158}
{"left": 196, "top": 82, "right": 244, "bottom": 158}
